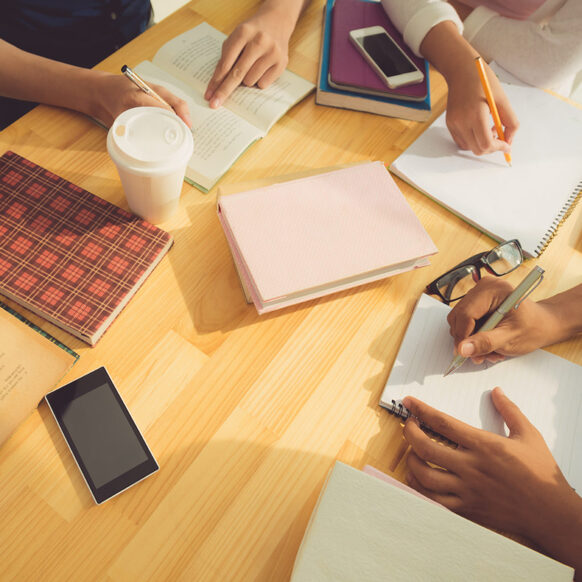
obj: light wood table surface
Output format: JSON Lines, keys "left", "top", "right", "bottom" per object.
{"left": 1, "top": 1, "right": 581, "bottom": 580}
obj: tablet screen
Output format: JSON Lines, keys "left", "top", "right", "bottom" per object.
{"left": 45, "top": 367, "right": 158, "bottom": 504}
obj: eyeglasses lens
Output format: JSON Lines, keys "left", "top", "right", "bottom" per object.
{"left": 436, "top": 264, "right": 479, "bottom": 302}
{"left": 486, "top": 241, "right": 522, "bottom": 275}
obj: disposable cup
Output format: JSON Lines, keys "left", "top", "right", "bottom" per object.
{"left": 107, "top": 107, "right": 194, "bottom": 224}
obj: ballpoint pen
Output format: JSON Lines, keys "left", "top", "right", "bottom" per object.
{"left": 443, "top": 265, "right": 545, "bottom": 376}
{"left": 121, "top": 64, "right": 171, "bottom": 108}
{"left": 474, "top": 56, "right": 512, "bottom": 167}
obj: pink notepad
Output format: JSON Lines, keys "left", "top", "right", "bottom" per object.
{"left": 217, "top": 162, "right": 437, "bottom": 313}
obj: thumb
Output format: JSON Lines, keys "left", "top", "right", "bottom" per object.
{"left": 490, "top": 387, "right": 531, "bottom": 437}
{"left": 457, "top": 325, "right": 515, "bottom": 358}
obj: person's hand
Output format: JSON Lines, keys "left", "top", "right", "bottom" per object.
{"left": 447, "top": 277, "right": 560, "bottom": 364}
{"left": 86, "top": 72, "right": 191, "bottom": 128}
{"left": 402, "top": 390, "right": 582, "bottom": 570}
{"left": 204, "top": 5, "right": 295, "bottom": 108}
{"left": 445, "top": 57, "right": 519, "bottom": 156}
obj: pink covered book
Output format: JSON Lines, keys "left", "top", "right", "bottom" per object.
{"left": 217, "top": 162, "right": 437, "bottom": 314}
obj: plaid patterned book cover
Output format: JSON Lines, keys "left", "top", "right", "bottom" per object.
{"left": 0, "top": 151, "right": 173, "bottom": 345}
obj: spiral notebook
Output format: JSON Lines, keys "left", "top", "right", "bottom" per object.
{"left": 390, "top": 82, "right": 582, "bottom": 257}
{"left": 379, "top": 293, "right": 582, "bottom": 492}
{"left": 291, "top": 461, "right": 573, "bottom": 581}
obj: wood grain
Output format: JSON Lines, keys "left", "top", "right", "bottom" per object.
{"left": 0, "top": 1, "right": 581, "bottom": 580}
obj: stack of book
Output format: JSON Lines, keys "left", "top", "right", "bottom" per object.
{"left": 316, "top": 0, "right": 431, "bottom": 121}
{"left": 217, "top": 162, "right": 437, "bottom": 314}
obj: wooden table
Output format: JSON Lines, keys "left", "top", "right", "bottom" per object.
{"left": 1, "top": 1, "right": 581, "bottom": 580}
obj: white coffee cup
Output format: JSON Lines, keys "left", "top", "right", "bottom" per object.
{"left": 107, "top": 107, "right": 194, "bottom": 224}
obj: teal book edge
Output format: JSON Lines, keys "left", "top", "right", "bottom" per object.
{"left": 319, "top": 0, "right": 431, "bottom": 112}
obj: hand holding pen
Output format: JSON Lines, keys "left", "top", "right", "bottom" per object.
{"left": 444, "top": 267, "right": 545, "bottom": 375}
{"left": 117, "top": 64, "right": 192, "bottom": 127}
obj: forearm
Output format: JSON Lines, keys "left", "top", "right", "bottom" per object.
{"left": 419, "top": 20, "right": 479, "bottom": 86}
{"left": 531, "top": 488, "right": 582, "bottom": 577}
{"left": 537, "top": 283, "right": 582, "bottom": 344}
{"left": 255, "top": 0, "right": 312, "bottom": 37}
{"left": 0, "top": 40, "right": 100, "bottom": 117}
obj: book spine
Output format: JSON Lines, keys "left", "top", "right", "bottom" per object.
{"left": 385, "top": 399, "right": 411, "bottom": 420}
{"left": 535, "top": 180, "right": 582, "bottom": 256}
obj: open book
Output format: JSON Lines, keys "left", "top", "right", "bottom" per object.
{"left": 0, "top": 302, "right": 78, "bottom": 447}
{"left": 134, "top": 22, "right": 315, "bottom": 192}
{"left": 390, "top": 82, "right": 582, "bottom": 256}
{"left": 291, "top": 461, "right": 573, "bottom": 581}
{"left": 217, "top": 162, "right": 437, "bottom": 313}
{"left": 380, "top": 293, "right": 582, "bottom": 492}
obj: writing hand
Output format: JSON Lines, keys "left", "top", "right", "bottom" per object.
{"left": 402, "top": 390, "right": 582, "bottom": 571}
{"left": 445, "top": 59, "right": 519, "bottom": 156}
{"left": 446, "top": 277, "right": 557, "bottom": 364}
{"left": 90, "top": 72, "right": 191, "bottom": 128}
{"left": 204, "top": 6, "right": 295, "bottom": 109}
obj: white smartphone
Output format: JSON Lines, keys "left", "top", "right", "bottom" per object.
{"left": 349, "top": 26, "right": 424, "bottom": 89}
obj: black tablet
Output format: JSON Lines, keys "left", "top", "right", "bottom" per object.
{"left": 45, "top": 367, "right": 159, "bottom": 504}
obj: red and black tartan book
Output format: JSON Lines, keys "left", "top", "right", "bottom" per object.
{"left": 0, "top": 151, "right": 173, "bottom": 345}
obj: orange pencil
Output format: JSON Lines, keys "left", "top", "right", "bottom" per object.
{"left": 474, "top": 56, "right": 512, "bottom": 166}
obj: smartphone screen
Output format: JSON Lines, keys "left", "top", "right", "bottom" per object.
{"left": 358, "top": 33, "right": 417, "bottom": 77}
{"left": 45, "top": 367, "right": 158, "bottom": 504}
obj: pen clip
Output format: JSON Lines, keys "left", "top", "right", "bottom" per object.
{"left": 514, "top": 272, "right": 544, "bottom": 309}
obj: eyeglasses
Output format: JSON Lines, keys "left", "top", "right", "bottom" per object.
{"left": 426, "top": 239, "right": 524, "bottom": 304}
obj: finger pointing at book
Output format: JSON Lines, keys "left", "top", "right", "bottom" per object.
{"left": 205, "top": 0, "right": 311, "bottom": 108}
{"left": 402, "top": 389, "right": 582, "bottom": 573}
{"left": 446, "top": 277, "right": 582, "bottom": 364}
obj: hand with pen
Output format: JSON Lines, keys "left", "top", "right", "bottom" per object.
{"left": 447, "top": 277, "right": 582, "bottom": 364}
{"left": 418, "top": 21, "right": 519, "bottom": 159}
{"left": 0, "top": 39, "right": 192, "bottom": 130}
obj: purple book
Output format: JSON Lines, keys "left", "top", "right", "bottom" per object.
{"left": 328, "top": 0, "right": 428, "bottom": 101}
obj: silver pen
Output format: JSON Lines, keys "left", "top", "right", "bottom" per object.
{"left": 444, "top": 265, "right": 545, "bottom": 376}
{"left": 121, "top": 64, "right": 171, "bottom": 108}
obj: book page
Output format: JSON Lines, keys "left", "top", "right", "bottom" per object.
{"left": 380, "top": 293, "right": 582, "bottom": 492}
{"left": 134, "top": 60, "right": 263, "bottom": 190}
{"left": 151, "top": 22, "right": 314, "bottom": 133}
{"left": 0, "top": 308, "right": 77, "bottom": 446}
{"left": 390, "top": 82, "right": 582, "bottom": 257}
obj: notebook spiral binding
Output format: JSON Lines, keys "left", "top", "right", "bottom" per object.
{"left": 535, "top": 181, "right": 582, "bottom": 256}
{"left": 387, "top": 399, "right": 411, "bottom": 420}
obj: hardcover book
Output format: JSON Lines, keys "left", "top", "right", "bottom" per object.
{"left": 217, "top": 162, "right": 437, "bottom": 314}
{"left": 291, "top": 462, "right": 573, "bottom": 581}
{"left": 316, "top": 0, "right": 431, "bottom": 121}
{"left": 328, "top": 0, "right": 428, "bottom": 102}
{"left": 0, "top": 150, "right": 173, "bottom": 345}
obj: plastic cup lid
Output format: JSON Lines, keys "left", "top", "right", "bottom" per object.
{"left": 107, "top": 107, "right": 193, "bottom": 175}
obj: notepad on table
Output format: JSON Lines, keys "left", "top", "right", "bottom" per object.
{"left": 390, "top": 82, "right": 582, "bottom": 257}
{"left": 380, "top": 293, "right": 582, "bottom": 492}
{"left": 217, "top": 162, "right": 438, "bottom": 314}
{"left": 290, "top": 461, "right": 573, "bottom": 581}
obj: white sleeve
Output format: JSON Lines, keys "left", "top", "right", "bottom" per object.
{"left": 463, "top": 1, "right": 582, "bottom": 96}
{"left": 380, "top": 0, "right": 463, "bottom": 57}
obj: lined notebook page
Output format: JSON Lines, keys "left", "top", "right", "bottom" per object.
{"left": 390, "top": 82, "right": 582, "bottom": 257}
{"left": 380, "top": 293, "right": 582, "bottom": 492}
{"left": 291, "top": 462, "right": 573, "bottom": 581}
